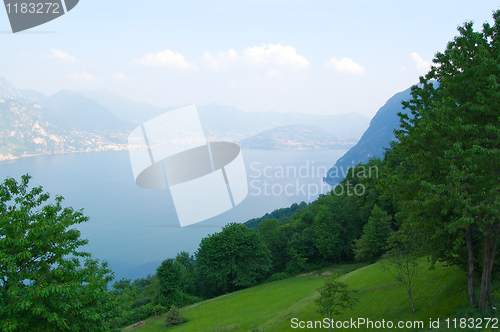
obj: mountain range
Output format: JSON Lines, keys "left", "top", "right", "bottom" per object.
{"left": 0, "top": 78, "right": 371, "bottom": 160}
{"left": 239, "top": 124, "right": 357, "bottom": 150}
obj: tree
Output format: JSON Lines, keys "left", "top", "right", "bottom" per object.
{"left": 312, "top": 195, "right": 362, "bottom": 264}
{"left": 388, "top": 10, "right": 500, "bottom": 310}
{"left": 353, "top": 205, "right": 393, "bottom": 263}
{"left": 258, "top": 218, "right": 291, "bottom": 273}
{"left": 381, "top": 239, "right": 421, "bottom": 313}
{"left": 196, "top": 223, "right": 271, "bottom": 296}
{"left": 0, "top": 175, "right": 120, "bottom": 331}
{"left": 174, "top": 251, "right": 199, "bottom": 297}
{"left": 315, "top": 275, "right": 357, "bottom": 332}
{"left": 314, "top": 205, "right": 343, "bottom": 263}
{"left": 155, "top": 254, "right": 200, "bottom": 309}
{"left": 155, "top": 258, "right": 183, "bottom": 307}
{"left": 110, "top": 275, "right": 157, "bottom": 328}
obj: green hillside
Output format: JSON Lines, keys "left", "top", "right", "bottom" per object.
{"left": 123, "top": 260, "right": 469, "bottom": 332}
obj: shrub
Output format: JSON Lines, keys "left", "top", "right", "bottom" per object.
{"left": 165, "top": 305, "right": 188, "bottom": 327}
{"left": 153, "top": 304, "right": 166, "bottom": 316}
{"left": 267, "top": 272, "right": 291, "bottom": 282}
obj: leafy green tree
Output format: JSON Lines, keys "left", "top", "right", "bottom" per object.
{"left": 155, "top": 258, "right": 183, "bottom": 307}
{"left": 110, "top": 275, "right": 158, "bottom": 328}
{"left": 344, "top": 158, "right": 393, "bottom": 223}
{"left": 288, "top": 227, "right": 319, "bottom": 266}
{"left": 313, "top": 205, "right": 341, "bottom": 261}
{"left": 388, "top": 10, "right": 500, "bottom": 310}
{"left": 353, "top": 205, "right": 393, "bottom": 262}
{"left": 0, "top": 175, "right": 120, "bottom": 331}
{"left": 314, "top": 194, "right": 362, "bottom": 264}
{"left": 312, "top": 199, "right": 363, "bottom": 265}
{"left": 315, "top": 274, "right": 357, "bottom": 332}
{"left": 173, "top": 251, "right": 200, "bottom": 298}
{"left": 196, "top": 223, "right": 271, "bottom": 295}
{"left": 258, "top": 218, "right": 291, "bottom": 272}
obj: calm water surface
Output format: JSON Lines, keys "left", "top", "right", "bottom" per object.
{"left": 0, "top": 149, "right": 346, "bottom": 280}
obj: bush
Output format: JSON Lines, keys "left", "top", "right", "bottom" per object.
{"left": 153, "top": 304, "right": 166, "bottom": 316}
{"left": 165, "top": 305, "right": 188, "bottom": 327}
{"left": 180, "top": 293, "right": 202, "bottom": 306}
{"left": 119, "top": 303, "right": 155, "bottom": 327}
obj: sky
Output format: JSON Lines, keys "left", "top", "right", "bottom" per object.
{"left": 1, "top": 0, "right": 499, "bottom": 118}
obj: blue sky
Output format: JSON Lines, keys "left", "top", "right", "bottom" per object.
{"left": 1, "top": 0, "right": 499, "bottom": 117}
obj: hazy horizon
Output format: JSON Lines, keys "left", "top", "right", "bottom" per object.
{"left": 2, "top": 1, "right": 499, "bottom": 118}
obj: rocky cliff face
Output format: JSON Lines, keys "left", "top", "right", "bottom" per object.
{"left": 324, "top": 86, "right": 414, "bottom": 184}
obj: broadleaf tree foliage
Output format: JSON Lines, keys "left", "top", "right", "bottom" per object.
{"left": 0, "top": 175, "right": 121, "bottom": 331}
{"left": 315, "top": 274, "right": 357, "bottom": 332}
{"left": 196, "top": 223, "right": 271, "bottom": 296}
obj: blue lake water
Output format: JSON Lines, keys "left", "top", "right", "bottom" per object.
{"left": 0, "top": 149, "right": 347, "bottom": 281}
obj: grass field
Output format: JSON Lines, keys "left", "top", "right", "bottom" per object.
{"left": 123, "top": 260, "right": 470, "bottom": 332}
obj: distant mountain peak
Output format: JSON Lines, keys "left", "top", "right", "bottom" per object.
{"left": 0, "top": 78, "right": 23, "bottom": 100}
{"left": 19, "top": 89, "right": 47, "bottom": 103}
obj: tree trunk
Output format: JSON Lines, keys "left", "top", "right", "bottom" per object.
{"left": 408, "top": 289, "right": 416, "bottom": 313}
{"left": 465, "top": 225, "right": 476, "bottom": 306}
{"left": 479, "top": 225, "right": 492, "bottom": 310}
{"left": 487, "top": 224, "right": 500, "bottom": 306}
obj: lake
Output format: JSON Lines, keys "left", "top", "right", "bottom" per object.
{"left": 0, "top": 149, "right": 347, "bottom": 281}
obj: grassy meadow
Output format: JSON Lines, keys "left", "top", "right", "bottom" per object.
{"left": 123, "top": 259, "right": 475, "bottom": 331}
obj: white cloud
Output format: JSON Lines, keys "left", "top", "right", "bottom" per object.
{"left": 48, "top": 48, "right": 76, "bottom": 62}
{"left": 135, "top": 49, "right": 196, "bottom": 69}
{"left": 203, "top": 52, "right": 219, "bottom": 69}
{"left": 68, "top": 71, "right": 97, "bottom": 81}
{"left": 112, "top": 72, "right": 131, "bottom": 81}
{"left": 400, "top": 65, "right": 406, "bottom": 73}
{"left": 266, "top": 69, "right": 281, "bottom": 79}
{"left": 203, "top": 50, "right": 238, "bottom": 70}
{"left": 410, "top": 52, "right": 431, "bottom": 71}
{"left": 325, "top": 57, "right": 365, "bottom": 75}
{"left": 242, "top": 44, "right": 310, "bottom": 69}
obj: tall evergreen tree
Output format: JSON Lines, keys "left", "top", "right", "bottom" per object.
{"left": 353, "top": 205, "right": 393, "bottom": 263}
